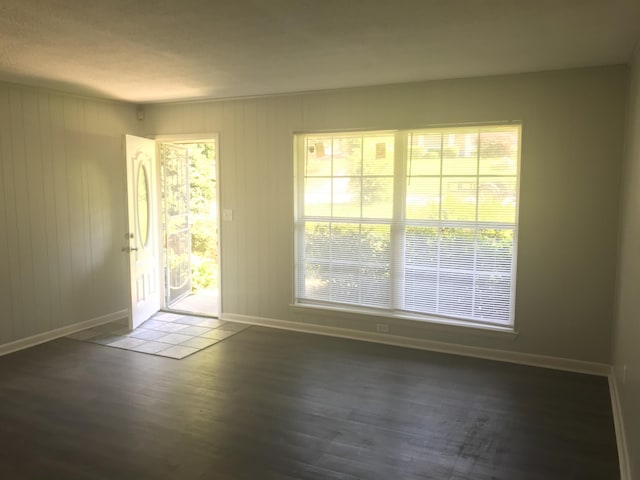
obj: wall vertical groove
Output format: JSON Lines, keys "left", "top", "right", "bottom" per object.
{"left": 0, "top": 82, "right": 138, "bottom": 345}
{"left": 140, "top": 66, "right": 625, "bottom": 364}
{"left": 0, "top": 86, "right": 15, "bottom": 342}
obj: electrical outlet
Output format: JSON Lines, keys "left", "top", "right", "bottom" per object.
{"left": 376, "top": 323, "right": 389, "bottom": 333}
{"left": 623, "top": 365, "right": 627, "bottom": 386}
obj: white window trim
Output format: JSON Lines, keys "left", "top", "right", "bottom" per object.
{"left": 289, "top": 302, "right": 519, "bottom": 338}
{"left": 293, "top": 124, "right": 521, "bottom": 332}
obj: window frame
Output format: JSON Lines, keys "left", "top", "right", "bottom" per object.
{"left": 293, "top": 124, "right": 521, "bottom": 331}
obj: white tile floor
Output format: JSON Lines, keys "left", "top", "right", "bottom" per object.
{"left": 67, "top": 312, "right": 249, "bottom": 359}
{"left": 169, "top": 292, "right": 218, "bottom": 317}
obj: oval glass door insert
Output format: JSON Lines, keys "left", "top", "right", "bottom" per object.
{"left": 137, "top": 162, "right": 150, "bottom": 247}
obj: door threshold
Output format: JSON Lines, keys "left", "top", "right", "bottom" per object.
{"left": 161, "top": 308, "right": 218, "bottom": 320}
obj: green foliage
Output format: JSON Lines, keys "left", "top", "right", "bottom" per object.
{"left": 187, "top": 143, "right": 218, "bottom": 293}
{"left": 162, "top": 142, "right": 218, "bottom": 295}
{"left": 190, "top": 219, "right": 217, "bottom": 259}
{"left": 192, "top": 256, "right": 218, "bottom": 292}
{"left": 443, "top": 146, "right": 460, "bottom": 159}
{"left": 305, "top": 222, "right": 391, "bottom": 261}
{"left": 189, "top": 143, "right": 216, "bottom": 216}
{"left": 480, "top": 137, "right": 512, "bottom": 158}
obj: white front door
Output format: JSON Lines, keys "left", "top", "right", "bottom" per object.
{"left": 125, "top": 135, "right": 160, "bottom": 329}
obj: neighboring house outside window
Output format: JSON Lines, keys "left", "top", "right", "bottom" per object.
{"left": 294, "top": 124, "right": 521, "bottom": 329}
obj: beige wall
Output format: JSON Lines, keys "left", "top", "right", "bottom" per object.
{"left": 0, "top": 83, "right": 138, "bottom": 344}
{"left": 0, "top": 64, "right": 632, "bottom": 467}
{"left": 0, "top": 66, "right": 628, "bottom": 366}
{"left": 613, "top": 45, "right": 640, "bottom": 478}
{"left": 143, "top": 65, "right": 627, "bottom": 364}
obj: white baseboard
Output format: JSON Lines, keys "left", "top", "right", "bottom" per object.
{"left": 609, "top": 371, "right": 632, "bottom": 480}
{"left": 0, "top": 310, "right": 128, "bottom": 357}
{"left": 221, "top": 313, "right": 611, "bottom": 377}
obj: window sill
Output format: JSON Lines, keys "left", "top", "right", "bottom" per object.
{"left": 290, "top": 302, "right": 519, "bottom": 339}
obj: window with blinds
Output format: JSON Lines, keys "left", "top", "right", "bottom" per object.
{"left": 294, "top": 124, "right": 520, "bottom": 328}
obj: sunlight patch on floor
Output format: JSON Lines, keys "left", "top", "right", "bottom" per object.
{"left": 67, "top": 312, "right": 248, "bottom": 359}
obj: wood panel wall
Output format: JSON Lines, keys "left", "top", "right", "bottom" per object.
{"left": 143, "top": 97, "right": 304, "bottom": 322}
{"left": 613, "top": 46, "right": 640, "bottom": 478}
{"left": 0, "top": 66, "right": 628, "bottom": 365}
{"left": 0, "top": 83, "right": 138, "bottom": 344}
{"left": 142, "top": 66, "right": 627, "bottom": 364}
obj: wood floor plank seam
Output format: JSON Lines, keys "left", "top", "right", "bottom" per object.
{"left": 0, "top": 324, "right": 619, "bottom": 480}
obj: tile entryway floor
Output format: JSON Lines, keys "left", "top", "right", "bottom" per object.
{"left": 67, "top": 312, "right": 249, "bottom": 359}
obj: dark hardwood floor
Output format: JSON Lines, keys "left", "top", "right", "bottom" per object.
{"left": 0, "top": 326, "right": 618, "bottom": 480}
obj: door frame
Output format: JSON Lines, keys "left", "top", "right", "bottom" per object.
{"left": 153, "top": 133, "right": 222, "bottom": 317}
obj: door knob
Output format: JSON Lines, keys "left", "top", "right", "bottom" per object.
{"left": 121, "top": 247, "right": 139, "bottom": 252}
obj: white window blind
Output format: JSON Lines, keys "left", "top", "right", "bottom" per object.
{"left": 295, "top": 125, "right": 520, "bottom": 327}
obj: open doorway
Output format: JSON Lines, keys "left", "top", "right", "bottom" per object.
{"left": 160, "top": 140, "right": 219, "bottom": 318}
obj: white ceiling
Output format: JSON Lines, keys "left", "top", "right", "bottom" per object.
{"left": 0, "top": 0, "right": 639, "bottom": 104}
